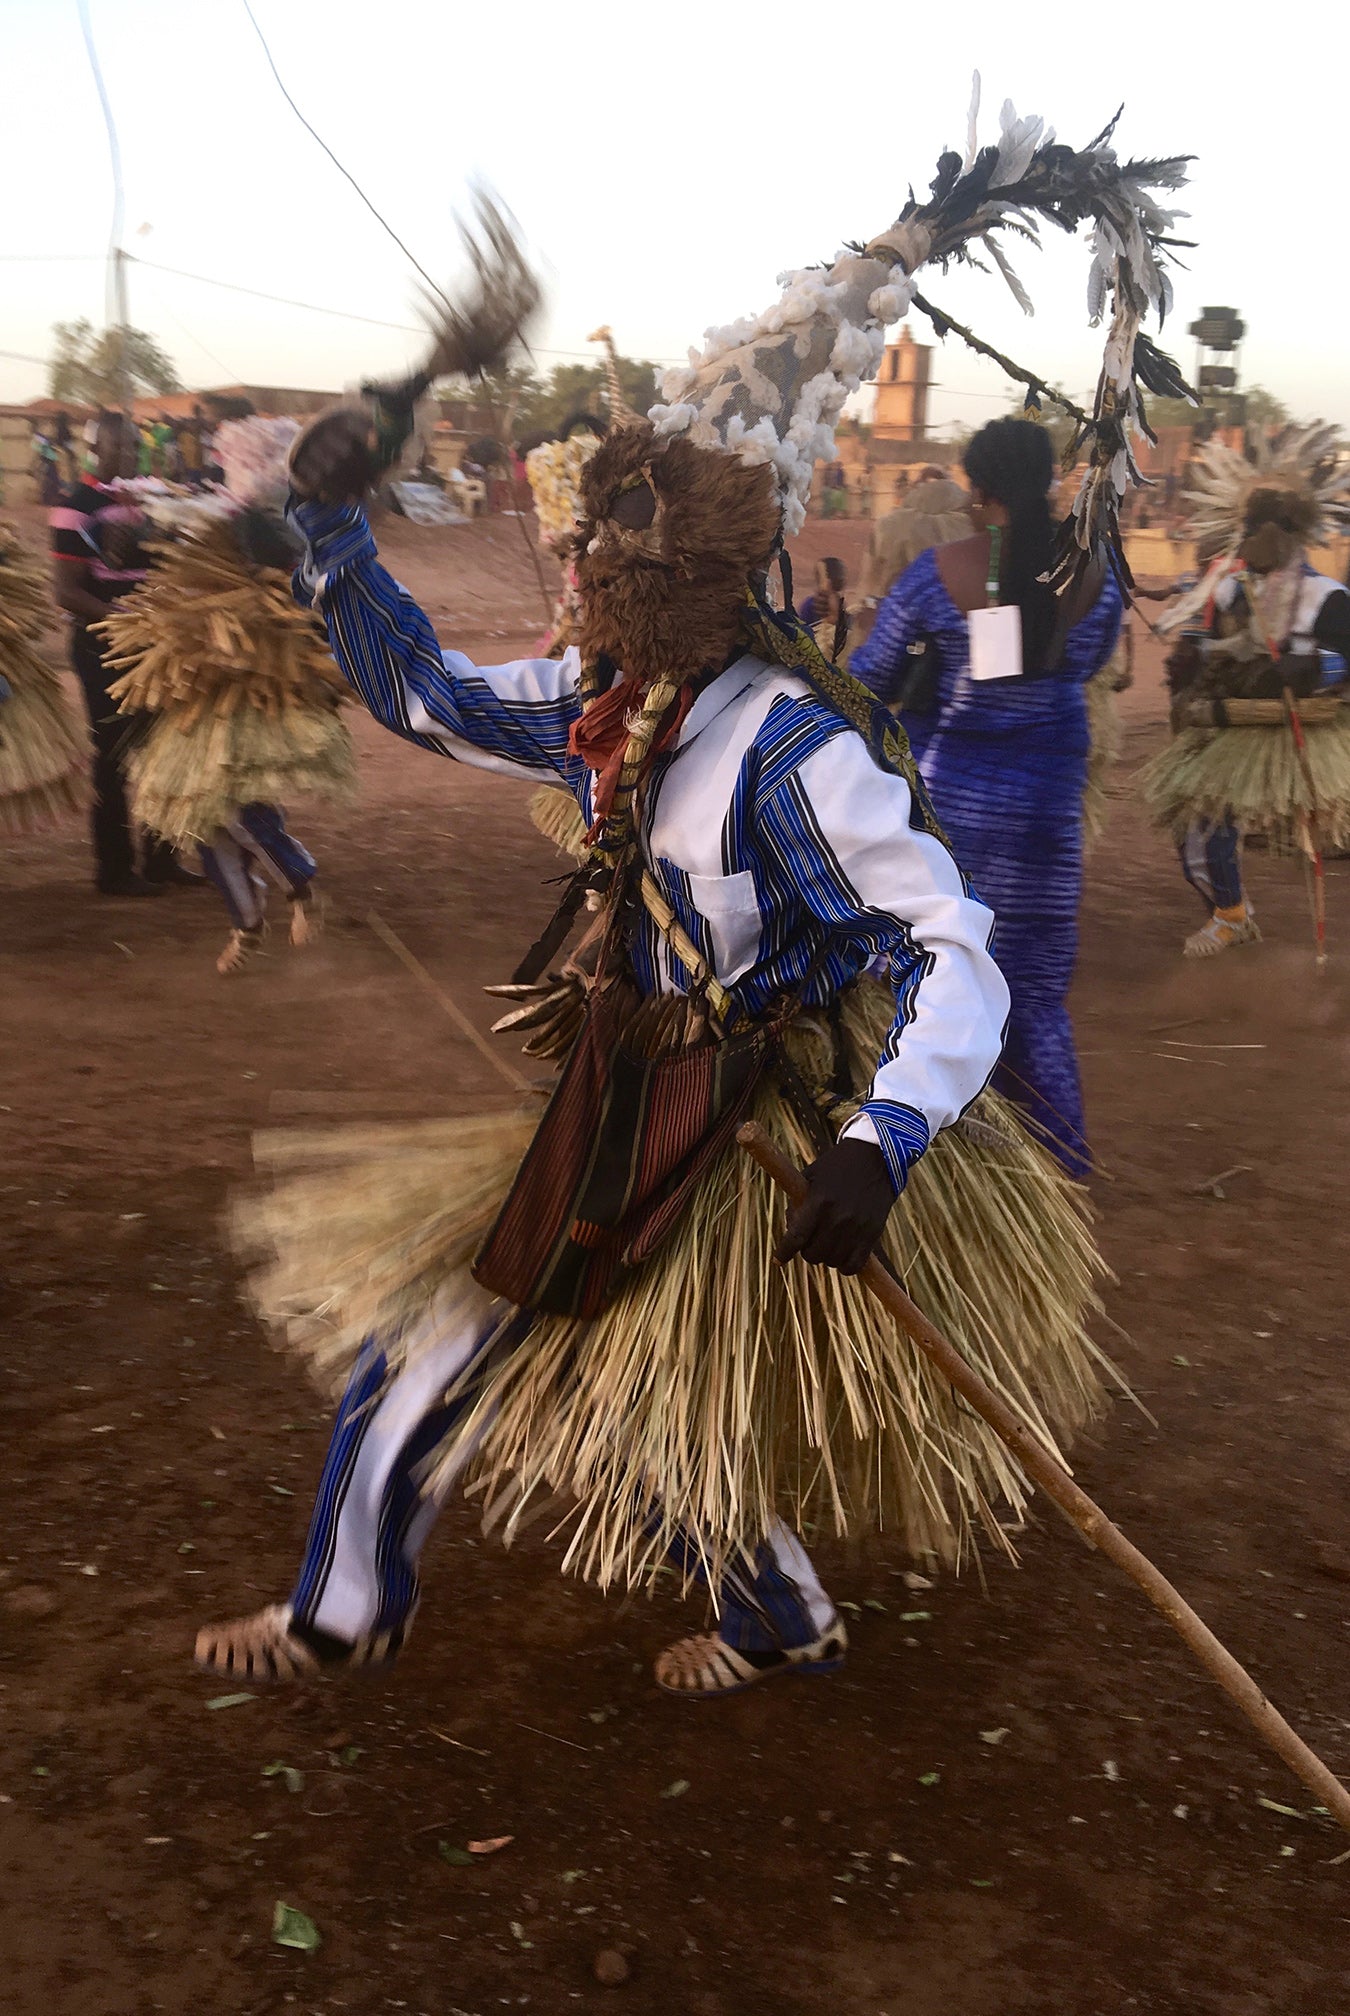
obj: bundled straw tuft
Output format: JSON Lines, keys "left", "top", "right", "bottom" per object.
{"left": 1082, "top": 648, "right": 1125, "bottom": 854}
{"left": 1142, "top": 711, "right": 1350, "bottom": 851}
{"left": 0, "top": 524, "right": 88, "bottom": 833}
{"left": 237, "top": 981, "right": 1111, "bottom": 1591}
{"left": 528, "top": 783, "right": 588, "bottom": 859}
{"left": 234, "top": 1108, "right": 541, "bottom": 1394}
{"left": 96, "top": 521, "right": 355, "bottom": 844}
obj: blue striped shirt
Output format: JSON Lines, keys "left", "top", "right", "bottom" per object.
{"left": 292, "top": 498, "right": 1010, "bottom": 1190}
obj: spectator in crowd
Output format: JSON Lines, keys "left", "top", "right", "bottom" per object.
{"left": 798, "top": 555, "right": 850, "bottom": 659}
{"left": 857, "top": 464, "right": 973, "bottom": 608}
{"left": 52, "top": 412, "right": 78, "bottom": 488}
{"left": 178, "top": 405, "right": 205, "bottom": 487}
{"left": 49, "top": 411, "right": 200, "bottom": 896}
{"left": 151, "top": 413, "right": 175, "bottom": 477}
{"left": 31, "top": 425, "right": 61, "bottom": 506}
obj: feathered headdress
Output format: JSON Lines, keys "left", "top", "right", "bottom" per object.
{"left": 1181, "top": 423, "right": 1350, "bottom": 552}
{"left": 1157, "top": 422, "right": 1350, "bottom": 633}
{"left": 650, "top": 79, "right": 1193, "bottom": 590}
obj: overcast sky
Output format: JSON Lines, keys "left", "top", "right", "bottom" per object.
{"left": 3, "top": 0, "right": 1343, "bottom": 436}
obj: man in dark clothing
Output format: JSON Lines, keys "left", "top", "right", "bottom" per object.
{"left": 49, "top": 411, "right": 198, "bottom": 896}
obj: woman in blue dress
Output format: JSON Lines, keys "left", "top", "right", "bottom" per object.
{"left": 851, "top": 418, "right": 1122, "bottom": 1179}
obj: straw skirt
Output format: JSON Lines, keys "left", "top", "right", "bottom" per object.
{"left": 236, "top": 979, "right": 1112, "bottom": 1591}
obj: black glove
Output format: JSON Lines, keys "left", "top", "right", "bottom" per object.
{"left": 288, "top": 406, "right": 381, "bottom": 505}
{"left": 776, "top": 1138, "right": 898, "bottom": 1275}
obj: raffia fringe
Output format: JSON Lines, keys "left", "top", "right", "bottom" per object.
{"left": 236, "top": 982, "right": 1111, "bottom": 1591}
{"left": 0, "top": 520, "right": 89, "bottom": 833}
{"left": 126, "top": 704, "right": 356, "bottom": 845}
{"left": 1082, "top": 656, "right": 1123, "bottom": 855}
{"left": 1141, "top": 716, "right": 1350, "bottom": 850}
{"left": 94, "top": 522, "right": 356, "bottom": 842}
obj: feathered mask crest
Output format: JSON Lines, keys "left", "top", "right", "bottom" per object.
{"left": 1181, "top": 423, "right": 1350, "bottom": 552}
{"left": 648, "top": 77, "right": 1194, "bottom": 589}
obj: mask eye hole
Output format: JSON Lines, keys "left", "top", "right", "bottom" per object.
{"left": 610, "top": 479, "right": 656, "bottom": 531}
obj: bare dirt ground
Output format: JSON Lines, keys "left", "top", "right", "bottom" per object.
{"left": 2, "top": 497, "right": 1349, "bottom": 2016}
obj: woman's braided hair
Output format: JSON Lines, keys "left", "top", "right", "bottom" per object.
{"left": 962, "top": 418, "right": 1058, "bottom": 672}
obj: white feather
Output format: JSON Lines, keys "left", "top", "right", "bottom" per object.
{"left": 961, "top": 71, "right": 982, "bottom": 175}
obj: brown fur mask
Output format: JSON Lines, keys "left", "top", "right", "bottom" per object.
{"left": 1239, "top": 485, "right": 1317, "bottom": 575}
{"left": 571, "top": 421, "right": 782, "bottom": 687}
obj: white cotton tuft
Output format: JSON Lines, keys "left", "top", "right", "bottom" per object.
{"left": 829, "top": 322, "right": 879, "bottom": 382}
{"left": 868, "top": 266, "right": 915, "bottom": 325}
{"left": 722, "top": 414, "right": 782, "bottom": 466}
{"left": 659, "top": 364, "right": 698, "bottom": 403}
{"left": 648, "top": 402, "right": 697, "bottom": 438}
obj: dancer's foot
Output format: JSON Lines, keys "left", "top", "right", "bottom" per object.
{"left": 1183, "top": 905, "right": 1261, "bottom": 958}
{"left": 144, "top": 859, "right": 207, "bottom": 888}
{"left": 193, "top": 1602, "right": 406, "bottom": 1684}
{"left": 288, "top": 886, "right": 323, "bottom": 948}
{"left": 654, "top": 1618, "right": 848, "bottom": 1700}
{"left": 217, "top": 924, "right": 266, "bottom": 975}
{"left": 96, "top": 873, "right": 165, "bottom": 899}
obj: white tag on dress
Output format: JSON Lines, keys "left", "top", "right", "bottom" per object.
{"left": 968, "top": 603, "right": 1023, "bottom": 681}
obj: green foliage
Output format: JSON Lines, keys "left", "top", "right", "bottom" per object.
{"left": 1242, "top": 384, "right": 1291, "bottom": 433}
{"left": 1142, "top": 394, "right": 1203, "bottom": 433}
{"left": 49, "top": 318, "right": 181, "bottom": 405}
{"left": 1145, "top": 383, "right": 1290, "bottom": 438}
{"left": 441, "top": 353, "right": 662, "bottom": 445}
{"left": 1003, "top": 386, "right": 1078, "bottom": 460}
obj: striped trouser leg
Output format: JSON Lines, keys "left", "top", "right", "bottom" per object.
{"left": 231, "top": 802, "right": 316, "bottom": 900}
{"left": 290, "top": 1282, "right": 508, "bottom": 1642}
{"left": 199, "top": 830, "right": 266, "bottom": 929}
{"left": 1181, "top": 818, "right": 1244, "bottom": 911}
{"left": 666, "top": 1518, "right": 838, "bottom": 1654}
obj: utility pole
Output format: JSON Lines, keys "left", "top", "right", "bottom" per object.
{"left": 78, "top": 0, "right": 133, "bottom": 421}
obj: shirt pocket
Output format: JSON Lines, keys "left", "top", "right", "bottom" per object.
{"left": 686, "top": 869, "right": 761, "bottom": 985}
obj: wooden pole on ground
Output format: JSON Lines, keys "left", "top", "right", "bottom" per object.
{"left": 367, "top": 909, "right": 535, "bottom": 1098}
{"left": 1245, "top": 575, "right": 1328, "bottom": 968}
{"left": 737, "top": 1121, "right": 1350, "bottom": 1835}
{"left": 1280, "top": 686, "right": 1328, "bottom": 968}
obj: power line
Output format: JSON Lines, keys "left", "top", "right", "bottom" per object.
{"left": 134, "top": 271, "right": 242, "bottom": 385}
{"left": 128, "top": 257, "right": 680, "bottom": 363}
{"left": 129, "top": 255, "right": 426, "bottom": 335}
{"left": 76, "top": 0, "right": 124, "bottom": 332}
{"left": 240, "top": 0, "right": 450, "bottom": 313}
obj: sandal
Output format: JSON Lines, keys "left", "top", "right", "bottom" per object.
{"left": 216, "top": 924, "right": 267, "bottom": 976}
{"left": 288, "top": 887, "right": 323, "bottom": 948}
{"left": 193, "top": 1602, "right": 406, "bottom": 1684}
{"left": 655, "top": 1618, "right": 848, "bottom": 1700}
{"left": 1183, "top": 907, "right": 1261, "bottom": 958}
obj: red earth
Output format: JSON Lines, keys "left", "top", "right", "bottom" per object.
{"left": 2, "top": 498, "right": 1348, "bottom": 2016}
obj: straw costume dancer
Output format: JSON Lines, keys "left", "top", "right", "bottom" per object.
{"left": 50, "top": 414, "right": 193, "bottom": 894}
{"left": 96, "top": 418, "right": 353, "bottom": 974}
{"left": 197, "top": 109, "right": 1189, "bottom": 1698}
{"left": 0, "top": 522, "right": 87, "bottom": 835}
{"left": 1081, "top": 627, "right": 1132, "bottom": 852}
{"left": 1142, "top": 426, "right": 1350, "bottom": 956}
{"left": 856, "top": 467, "right": 974, "bottom": 611}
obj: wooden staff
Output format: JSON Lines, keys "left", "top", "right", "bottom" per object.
{"left": 366, "top": 909, "right": 535, "bottom": 1098}
{"left": 1245, "top": 572, "right": 1328, "bottom": 967}
{"left": 1280, "top": 685, "right": 1328, "bottom": 968}
{"left": 737, "top": 1121, "right": 1350, "bottom": 1835}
